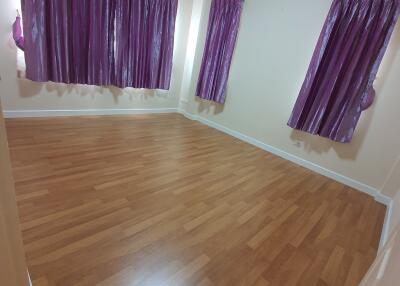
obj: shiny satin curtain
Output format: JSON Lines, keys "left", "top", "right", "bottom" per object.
{"left": 288, "top": 0, "right": 400, "bottom": 143}
{"left": 12, "top": 16, "right": 24, "bottom": 51}
{"left": 196, "top": 0, "right": 243, "bottom": 104}
{"left": 22, "top": 0, "right": 116, "bottom": 85}
{"left": 114, "top": 0, "right": 178, "bottom": 89}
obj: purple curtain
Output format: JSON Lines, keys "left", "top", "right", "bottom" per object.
{"left": 114, "top": 0, "right": 178, "bottom": 89}
{"left": 21, "top": 0, "right": 178, "bottom": 89}
{"left": 22, "top": 0, "right": 116, "bottom": 85}
{"left": 288, "top": 0, "right": 400, "bottom": 143}
{"left": 196, "top": 0, "right": 243, "bottom": 104}
{"left": 13, "top": 15, "right": 25, "bottom": 51}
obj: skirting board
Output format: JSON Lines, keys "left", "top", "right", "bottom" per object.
{"left": 3, "top": 107, "right": 393, "bottom": 248}
{"left": 3, "top": 108, "right": 178, "bottom": 118}
{"left": 179, "top": 109, "right": 393, "bottom": 248}
{"left": 379, "top": 200, "right": 393, "bottom": 250}
{"left": 28, "top": 271, "right": 32, "bottom": 286}
{"left": 6, "top": 107, "right": 390, "bottom": 206}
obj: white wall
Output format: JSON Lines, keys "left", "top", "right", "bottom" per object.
{"left": 2, "top": 0, "right": 400, "bottom": 198}
{"left": 0, "top": 101, "right": 29, "bottom": 286}
{"left": 0, "top": 0, "right": 194, "bottom": 112}
{"left": 182, "top": 0, "right": 400, "bottom": 197}
{"left": 382, "top": 157, "right": 400, "bottom": 198}
{"left": 388, "top": 189, "right": 400, "bottom": 237}
{"left": 361, "top": 222, "right": 400, "bottom": 286}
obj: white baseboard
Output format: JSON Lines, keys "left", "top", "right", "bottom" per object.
{"left": 379, "top": 199, "right": 393, "bottom": 250}
{"left": 180, "top": 109, "right": 394, "bottom": 248}
{"left": 27, "top": 270, "right": 32, "bottom": 286}
{"left": 377, "top": 194, "right": 393, "bottom": 249}
{"left": 186, "top": 112, "right": 380, "bottom": 195}
{"left": 380, "top": 189, "right": 400, "bottom": 250}
{"left": 375, "top": 193, "right": 393, "bottom": 207}
{"left": 4, "top": 107, "right": 393, "bottom": 248}
{"left": 179, "top": 109, "right": 197, "bottom": 120}
{"left": 8, "top": 107, "right": 386, "bottom": 203}
{"left": 4, "top": 108, "right": 178, "bottom": 118}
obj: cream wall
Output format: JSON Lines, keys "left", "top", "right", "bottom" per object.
{"left": 183, "top": 0, "right": 400, "bottom": 196}
{"left": 0, "top": 100, "right": 29, "bottom": 286}
{"left": 0, "top": 0, "right": 194, "bottom": 112}
{"left": 1, "top": 0, "right": 400, "bottom": 198}
{"left": 361, "top": 221, "right": 400, "bottom": 286}
{"left": 382, "top": 157, "right": 400, "bottom": 198}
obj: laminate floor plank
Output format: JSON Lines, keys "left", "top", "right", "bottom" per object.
{"left": 5, "top": 114, "right": 385, "bottom": 286}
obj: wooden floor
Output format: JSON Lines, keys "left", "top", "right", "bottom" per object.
{"left": 6, "top": 114, "right": 385, "bottom": 286}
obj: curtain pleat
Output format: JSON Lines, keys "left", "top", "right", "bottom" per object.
{"left": 196, "top": 0, "right": 243, "bottom": 104}
{"left": 87, "top": 0, "right": 116, "bottom": 86}
{"left": 22, "top": 0, "right": 116, "bottom": 85}
{"left": 22, "top": 0, "right": 177, "bottom": 89}
{"left": 288, "top": 0, "right": 400, "bottom": 143}
{"left": 23, "top": 0, "right": 48, "bottom": 82}
{"left": 114, "top": 0, "right": 178, "bottom": 89}
{"left": 13, "top": 16, "right": 25, "bottom": 51}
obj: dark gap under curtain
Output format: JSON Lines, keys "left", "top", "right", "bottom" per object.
{"left": 114, "top": 0, "right": 178, "bottom": 89}
{"left": 21, "top": 0, "right": 178, "bottom": 90}
{"left": 288, "top": 0, "right": 400, "bottom": 143}
{"left": 196, "top": 0, "right": 243, "bottom": 104}
{"left": 22, "top": 0, "right": 116, "bottom": 86}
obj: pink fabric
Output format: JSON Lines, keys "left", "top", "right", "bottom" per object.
{"left": 12, "top": 16, "right": 24, "bottom": 51}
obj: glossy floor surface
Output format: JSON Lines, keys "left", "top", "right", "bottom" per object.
{"left": 6, "top": 114, "right": 385, "bottom": 286}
